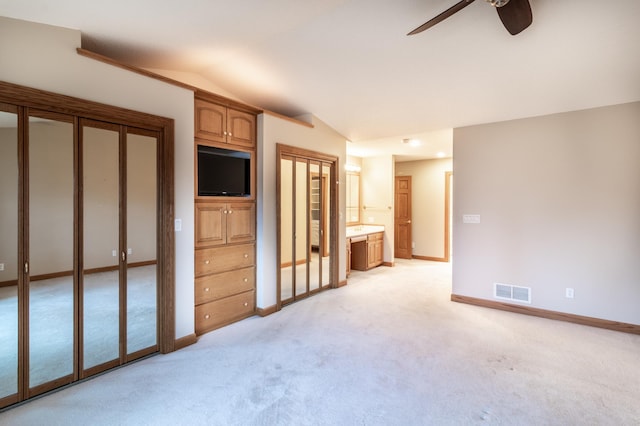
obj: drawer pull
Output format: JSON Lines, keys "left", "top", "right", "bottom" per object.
{"left": 204, "top": 287, "right": 210, "bottom": 292}
{"left": 204, "top": 260, "right": 210, "bottom": 265}
{"left": 204, "top": 314, "right": 210, "bottom": 319}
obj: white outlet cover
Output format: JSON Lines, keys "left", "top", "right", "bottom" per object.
{"left": 0, "top": 263, "right": 4, "bottom": 271}
{"left": 175, "top": 218, "right": 182, "bottom": 232}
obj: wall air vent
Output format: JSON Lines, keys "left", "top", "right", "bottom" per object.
{"left": 494, "top": 283, "right": 531, "bottom": 304}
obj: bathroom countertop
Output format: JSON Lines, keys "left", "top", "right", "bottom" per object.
{"left": 346, "top": 225, "right": 385, "bottom": 238}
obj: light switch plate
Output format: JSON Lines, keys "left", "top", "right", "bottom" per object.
{"left": 175, "top": 218, "right": 182, "bottom": 232}
{"left": 463, "top": 214, "right": 481, "bottom": 224}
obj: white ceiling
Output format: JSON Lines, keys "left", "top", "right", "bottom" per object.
{"left": 2, "top": 0, "right": 640, "bottom": 160}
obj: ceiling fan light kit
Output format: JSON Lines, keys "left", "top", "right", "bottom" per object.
{"left": 408, "top": 0, "right": 532, "bottom": 36}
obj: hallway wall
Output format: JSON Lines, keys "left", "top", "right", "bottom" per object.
{"left": 453, "top": 102, "right": 640, "bottom": 325}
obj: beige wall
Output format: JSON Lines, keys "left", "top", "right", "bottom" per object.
{"left": 0, "top": 17, "right": 195, "bottom": 338}
{"left": 453, "top": 102, "right": 640, "bottom": 325}
{"left": 361, "top": 155, "right": 395, "bottom": 262}
{"left": 396, "top": 158, "right": 452, "bottom": 259}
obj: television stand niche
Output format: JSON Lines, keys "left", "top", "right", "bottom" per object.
{"left": 194, "top": 91, "right": 259, "bottom": 335}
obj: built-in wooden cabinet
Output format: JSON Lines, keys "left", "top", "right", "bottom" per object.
{"left": 194, "top": 243, "right": 256, "bottom": 334}
{"left": 195, "top": 99, "right": 256, "bottom": 148}
{"left": 367, "top": 232, "right": 384, "bottom": 269}
{"left": 195, "top": 201, "right": 255, "bottom": 248}
{"left": 194, "top": 92, "right": 259, "bottom": 335}
{"left": 350, "top": 232, "right": 384, "bottom": 271}
{"left": 346, "top": 238, "right": 352, "bottom": 277}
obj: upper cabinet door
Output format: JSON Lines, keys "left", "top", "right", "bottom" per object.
{"left": 227, "top": 109, "right": 256, "bottom": 148}
{"left": 195, "top": 99, "right": 256, "bottom": 148}
{"left": 195, "top": 100, "right": 226, "bottom": 143}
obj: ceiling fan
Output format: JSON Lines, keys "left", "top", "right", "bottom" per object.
{"left": 408, "top": 0, "right": 532, "bottom": 36}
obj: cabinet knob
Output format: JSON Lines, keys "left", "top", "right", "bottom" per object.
{"left": 224, "top": 210, "right": 228, "bottom": 214}
{"left": 204, "top": 287, "right": 209, "bottom": 292}
{"left": 244, "top": 254, "right": 249, "bottom": 258}
{"left": 204, "top": 260, "right": 210, "bottom": 265}
{"left": 223, "top": 131, "right": 228, "bottom": 136}
{"left": 243, "top": 278, "right": 248, "bottom": 282}
{"left": 204, "top": 314, "right": 210, "bottom": 319}
{"left": 229, "top": 132, "right": 233, "bottom": 137}
{"left": 243, "top": 302, "right": 248, "bottom": 307}
{"left": 228, "top": 210, "right": 233, "bottom": 214}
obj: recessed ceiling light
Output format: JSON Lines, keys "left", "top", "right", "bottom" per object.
{"left": 402, "top": 138, "right": 421, "bottom": 147}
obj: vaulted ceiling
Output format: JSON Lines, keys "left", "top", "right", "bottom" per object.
{"left": 2, "top": 0, "right": 639, "bottom": 159}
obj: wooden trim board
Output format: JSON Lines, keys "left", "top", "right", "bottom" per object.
{"left": 257, "top": 305, "right": 277, "bottom": 317}
{"left": 174, "top": 334, "right": 198, "bottom": 351}
{"left": 412, "top": 255, "right": 447, "bottom": 262}
{"left": 451, "top": 294, "right": 640, "bottom": 335}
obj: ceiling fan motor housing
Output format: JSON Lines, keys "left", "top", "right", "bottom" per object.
{"left": 486, "top": 0, "right": 510, "bottom": 6}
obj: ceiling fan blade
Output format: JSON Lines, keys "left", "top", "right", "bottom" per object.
{"left": 407, "top": 0, "right": 476, "bottom": 36}
{"left": 496, "top": 0, "right": 532, "bottom": 35}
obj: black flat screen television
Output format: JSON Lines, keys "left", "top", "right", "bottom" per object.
{"left": 197, "top": 145, "right": 251, "bottom": 197}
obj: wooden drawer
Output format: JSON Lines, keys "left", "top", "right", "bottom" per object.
{"left": 195, "top": 243, "right": 255, "bottom": 277}
{"left": 195, "top": 290, "right": 255, "bottom": 335}
{"left": 367, "top": 232, "right": 383, "bottom": 242}
{"left": 195, "top": 267, "right": 255, "bottom": 305}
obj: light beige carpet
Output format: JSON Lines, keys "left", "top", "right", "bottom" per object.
{"left": 1, "top": 259, "right": 639, "bottom": 425}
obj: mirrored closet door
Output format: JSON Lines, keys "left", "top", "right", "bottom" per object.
{"left": 125, "top": 129, "right": 158, "bottom": 358}
{"left": 81, "top": 120, "right": 121, "bottom": 375}
{"left": 0, "top": 105, "right": 19, "bottom": 407}
{"left": 27, "top": 111, "right": 76, "bottom": 394}
{"left": 0, "top": 81, "right": 173, "bottom": 410}
{"left": 277, "top": 144, "right": 337, "bottom": 308}
{"left": 79, "top": 121, "right": 160, "bottom": 378}
{"left": 0, "top": 81, "right": 174, "bottom": 410}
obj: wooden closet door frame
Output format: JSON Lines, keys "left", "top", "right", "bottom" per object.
{"left": 276, "top": 144, "right": 339, "bottom": 311}
{"left": 0, "top": 80, "right": 175, "bottom": 409}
